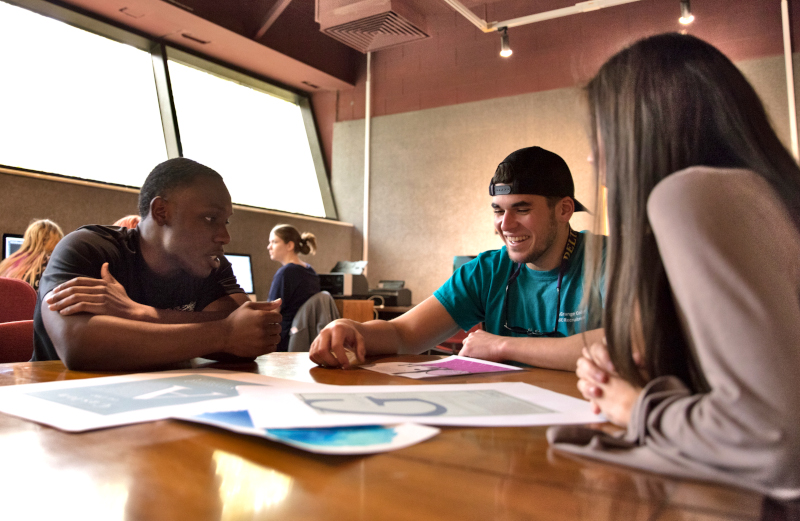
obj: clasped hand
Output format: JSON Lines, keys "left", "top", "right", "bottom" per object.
{"left": 47, "top": 262, "right": 148, "bottom": 320}
{"left": 222, "top": 300, "right": 282, "bottom": 358}
{"left": 576, "top": 339, "right": 643, "bottom": 427}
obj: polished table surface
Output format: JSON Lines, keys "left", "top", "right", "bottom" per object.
{"left": 0, "top": 353, "right": 780, "bottom": 520}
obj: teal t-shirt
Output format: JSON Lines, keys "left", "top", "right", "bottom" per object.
{"left": 433, "top": 231, "right": 604, "bottom": 338}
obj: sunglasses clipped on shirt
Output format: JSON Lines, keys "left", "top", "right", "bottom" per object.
{"left": 502, "top": 228, "right": 578, "bottom": 337}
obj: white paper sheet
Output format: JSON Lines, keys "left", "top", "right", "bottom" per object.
{"left": 240, "top": 382, "right": 603, "bottom": 429}
{"left": 0, "top": 369, "right": 327, "bottom": 432}
{"left": 361, "top": 356, "right": 523, "bottom": 379}
{"left": 177, "top": 409, "right": 440, "bottom": 455}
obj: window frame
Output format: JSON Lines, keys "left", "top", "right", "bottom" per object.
{"left": 0, "top": 0, "right": 338, "bottom": 220}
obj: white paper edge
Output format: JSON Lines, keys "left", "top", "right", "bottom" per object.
{"left": 240, "top": 381, "right": 603, "bottom": 429}
{"left": 0, "top": 369, "right": 329, "bottom": 432}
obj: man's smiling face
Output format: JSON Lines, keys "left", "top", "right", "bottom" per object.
{"left": 492, "top": 192, "right": 559, "bottom": 266}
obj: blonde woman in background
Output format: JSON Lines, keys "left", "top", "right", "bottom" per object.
{"left": 113, "top": 215, "right": 140, "bottom": 229}
{"left": 0, "top": 219, "right": 64, "bottom": 291}
{"left": 268, "top": 224, "right": 320, "bottom": 352}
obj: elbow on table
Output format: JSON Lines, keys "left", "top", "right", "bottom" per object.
{"left": 44, "top": 312, "right": 99, "bottom": 371}
{"left": 53, "top": 332, "right": 97, "bottom": 371}
{"left": 750, "top": 408, "right": 800, "bottom": 497}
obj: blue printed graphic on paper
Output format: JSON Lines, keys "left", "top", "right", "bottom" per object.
{"left": 29, "top": 375, "right": 254, "bottom": 415}
{"left": 266, "top": 425, "right": 397, "bottom": 447}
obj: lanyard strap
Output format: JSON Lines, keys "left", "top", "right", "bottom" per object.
{"left": 509, "top": 227, "right": 579, "bottom": 285}
{"left": 505, "top": 228, "right": 580, "bottom": 336}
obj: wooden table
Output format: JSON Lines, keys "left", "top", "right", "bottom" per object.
{"left": 0, "top": 354, "right": 780, "bottom": 520}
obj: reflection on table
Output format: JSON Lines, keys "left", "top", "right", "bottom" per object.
{"left": 0, "top": 353, "right": 782, "bottom": 521}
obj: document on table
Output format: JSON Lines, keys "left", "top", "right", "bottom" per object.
{"left": 177, "top": 409, "right": 440, "bottom": 455}
{"left": 361, "top": 356, "right": 522, "bottom": 379}
{"left": 0, "top": 369, "right": 327, "bottom": 432}
{"left": 238, "top": 382, "right": 603, "bottom": 429}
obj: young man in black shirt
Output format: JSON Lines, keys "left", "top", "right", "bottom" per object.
{"left": 34, "top": 158, "right": 282, "bottom": 371}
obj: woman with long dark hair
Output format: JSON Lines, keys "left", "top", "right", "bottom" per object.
{"left": 267, "top": 224, "right": 321, "bottom": 352}
{"left": 549, "top": 33, "right": 800, "bottom": 499}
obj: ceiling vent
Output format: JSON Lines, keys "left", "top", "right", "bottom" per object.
{"left": 316, "top": 0, "right": 429, "bottom": 53}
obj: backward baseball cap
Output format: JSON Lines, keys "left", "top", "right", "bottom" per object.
{"left": 489, "top": 146, "right": 587, "bottom": 212}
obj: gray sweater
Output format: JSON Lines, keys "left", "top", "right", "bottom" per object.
{"left": 548, "top": 167, "right": 800, "bottom": 500}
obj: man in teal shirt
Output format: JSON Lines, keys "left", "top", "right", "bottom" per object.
{"left": 311, "top": 147, "right": 606, "bottom": 371}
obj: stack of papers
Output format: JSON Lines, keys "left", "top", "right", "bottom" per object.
{"left": 0, "top": 362, "right": 602, "bottom": 455}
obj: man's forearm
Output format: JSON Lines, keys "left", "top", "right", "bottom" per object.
{"left": 135, "top": 293, "right": 248, "bottom": 324}
{"left": 333, "top": 319, "right": 407, "bottom": 356}
{"left": 498, "top": 328, "right": 605, "bottom": 371}
{"left": 45, "top": 310, "right": 231, "bottom": 371}
{"left": 137, "top": 307, "right": 232, "bottom": 324}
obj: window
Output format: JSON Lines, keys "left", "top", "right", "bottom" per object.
{"left": 0, "top": 1, "right": 167, "bottom": 186}
{"left": 167, "top": 55, "right": 327, "bottom": 217}
{"left": 0, "top": 0, "right": 335, "bottom": 219}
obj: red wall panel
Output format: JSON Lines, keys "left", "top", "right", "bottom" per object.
{"left": 333, "top": 0, "right": 794, "bottom": 124}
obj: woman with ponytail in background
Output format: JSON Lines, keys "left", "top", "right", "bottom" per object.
{"left": 0, "top": 219, "right": 63, "bottom": 291}
{"left": 267, "top": 224, "right": 321, "bottom": 352}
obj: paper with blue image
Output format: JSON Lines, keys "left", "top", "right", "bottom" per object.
{"left": 0, "top": 369, "right": 327, "bottom": 432}
{"left": 181, "top": 409, "right": 439, "bottom": 455}
{"left": 239, "top": 381, "right": 602, "bottom": 429}
{"left": 28, "top": 375, "right": 254, "bottom": 415}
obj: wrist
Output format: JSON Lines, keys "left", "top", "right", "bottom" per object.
{"left": 495, "top": 336, "right": 510, "bottom": 360}
{"left": 134, "top": 304, "right": 159, "bottom": 322}
{"left": 211, "top": 316, "right": 234, "bottom": 354}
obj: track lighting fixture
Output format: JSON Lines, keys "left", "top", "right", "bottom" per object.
{"left": 679, "top": 0, "right": 695, "bottom": 25}
{"left": 499, "top": 27, "right": 512, "bottom": 58}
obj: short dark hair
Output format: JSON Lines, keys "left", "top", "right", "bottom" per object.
{"left": 138, "top": 158, "right": 222, "bottom": 217}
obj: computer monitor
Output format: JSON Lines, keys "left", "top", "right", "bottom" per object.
{"left": 225, "top": 253, "right": 255, "bottom": 296}
{"left": 2, "top": 233, "right": 24, "bottom": 260}
{"left": 453, "top": 255, "right": 477, "bottom": 272}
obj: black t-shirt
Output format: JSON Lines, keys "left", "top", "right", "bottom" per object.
{"left": 32, "top": 225, "right": 243, "bottom": 361}
{"left": 268, "top": 263, "right": 320, "bottom": 352}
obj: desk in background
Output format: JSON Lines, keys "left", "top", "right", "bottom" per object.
{"left": 0, "top": 354, "right": 775, "bottom": 520}
{"left": 334, "top": 298, "right": 374, "bottom": 322}
{"left": 334, "top": 300, "right": 414, "bottom": 322}
{"left": 376, "top": 305, "right": 414, "bottom": 320}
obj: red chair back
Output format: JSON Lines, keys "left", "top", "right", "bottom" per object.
{"left": 0, "top": 276, "right": 37, "bottom": 323}
{"left": 0, "top": 321, "right": 34, "bottom": 363}
{"left": 0, "top": 277, "right": 37, "bottom": 363}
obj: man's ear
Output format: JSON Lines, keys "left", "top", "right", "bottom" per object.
{"left": 150, "top": 196, "right": 169, "bottom": 226}
{"left": 557, "top": 196, "right": 575, "bottom": 223}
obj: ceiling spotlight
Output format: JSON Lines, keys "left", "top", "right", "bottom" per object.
{"left": 499, "top": 27, "right": 512, "bottom": 58}
{"left": 679, "top": 0, "right": 695, "bottom": 25}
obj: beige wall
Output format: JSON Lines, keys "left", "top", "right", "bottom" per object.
{"left": 0, "top": 170, "right": 353, "bottom": 300}
{"left": 331, "top": 53, "right": 800, "bottom": 305}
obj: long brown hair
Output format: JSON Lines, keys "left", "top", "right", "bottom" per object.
{"left": 586, "top": 33, "right": 800, "bottom": 391}
{"left": 271, "top": 224, "right": 317, "bottom": 255}
{"left": 0, "top": 219, "right": 64, "bottom": 288}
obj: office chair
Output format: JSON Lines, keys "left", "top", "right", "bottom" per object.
{"left": 288, "top": 291, "right": 341, "bottom": 352}
{"left": 0, "top": 277, "right": 37, "bottom": 363}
